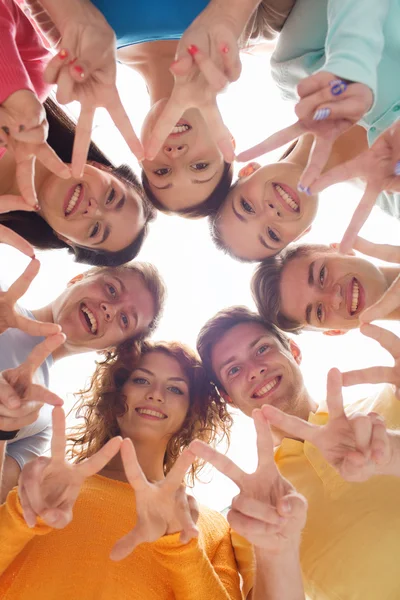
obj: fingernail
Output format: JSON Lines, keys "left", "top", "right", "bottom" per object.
{"left": 58, "top": 48, "right": 69, "bottom": 60}
{"left": 221, "top": 45, "right": 229, "bottom": 54}
{"left": 330, "top": 79, "right": 348, "bottom": 96}
{"left": 34, "top": 203, "right": 40, "bottom": 211}
{"left": 73, "top": 65, "right": 85, "bottom": 79}
{"left": 297, "top": 184, "right": 311, "bottom": 195}
{"left": 187, "top": 45, "right": 199, "bottom": 56}
{"left": 394, "top": 161, "right": 400, "bottom": 176}
{"left": 313, "top": 107, "right": 331, "bottom": 121}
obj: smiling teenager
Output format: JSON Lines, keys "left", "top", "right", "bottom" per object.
{"left": 252, "top": 243, "right": 400, "bottom": 335}
{"left": 0, "top": 0, "right": 154, "bottom": 266}
{"left": 0, "top": 261, "right": 165, "bottom": 501}
{"left": 197, "top": 306, "right": 400, "bottom": 600}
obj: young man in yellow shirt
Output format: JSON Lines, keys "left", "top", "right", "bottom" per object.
{"left": 197, "top": 307, "right": 400, "bottom": 600}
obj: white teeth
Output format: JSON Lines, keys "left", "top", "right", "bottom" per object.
{"left": 66, "top": 184, "right": 82, "bottom": 215}
{"left": 273, "top": 184, "right": 299, "bottom": 211}
{"left": 253, "top": 377, "right": 279, "bottom": 398}
{"left": 81, "top": 304, "right": 98, "bottom": 334}
{"left": 171, "top": 124, "right": 190, "bottom": 134}
{"left": 136, "top": 408, "right": 166, "bottom": 419}
{"left": 350, "top": 280, "right": 360, "bottom": 314}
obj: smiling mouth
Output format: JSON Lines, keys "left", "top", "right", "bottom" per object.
{"left": 65, "top": 184, "right": 83, "bottom": 216}
{"left": 272, "top": 183, "right": 299, "bottom": 212}
{"left": 80, "top": 303, "right": 98, "bottom": 334}
{"left": 135, "top": 408, "right": 167, "bottom": 420}
{"left": 169, "top": 120, "right": 192, "bottom": 137}
{"left": 252, "top": 376, "right": 281, "bottom": 399}
{"left": 348, "top": 278, "right": 362, "bottom": 316}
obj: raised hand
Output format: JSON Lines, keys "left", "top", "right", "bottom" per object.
{"left": 0, "top": 332, "right": 64, "bottom": 432}
{"left": 18, "top": 406, "right": 122, "bottom": 528}
{"left": 110, "top": 438, "right": 198, "bottom": 561}
{"left": 191, "top": 410, "right": 307, "bottom": 552}
{"left": 351, "top": 238, "right": 400, "bottom": 323}
{"left": 262, "top": 368, "right": 392, "bottom": 482}
{"left": 342, "top": 324, "right": 400, "bottom": 399}
{"left": 43, "top": 5, "right": 143, "bottom": 177}
{"left": 0, "top": 90, "right": 70, "bottom": 207}
{"left": 0, "top": 259, "right": 61, "bottom": 336}
{"left": 310, "top": 121, "right": 400, "bottom": 253}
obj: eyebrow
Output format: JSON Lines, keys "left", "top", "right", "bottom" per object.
{"left": 113, "top": 277, "right": 139, "bottom": 330}
{"left": 218, "top": 335, "right": 272, "bottom": 372}
{"left": 305, "top": 261, "right": 316, "bottom": 324}
{"left": 151, "top": 171, "right": 218, "bottom": 190}
{"left": 232, "top": 202, "right": 246, "bottom": 222}
{"left": 134, "top": 367, "right": 188, "bottom": 384}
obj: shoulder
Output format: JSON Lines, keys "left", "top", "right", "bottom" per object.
{"left": 197, "top": 503, "right": 230, "bottom": 538}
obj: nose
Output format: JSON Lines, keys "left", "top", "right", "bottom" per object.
{"left": 325, "top": 284, "right": 343, "bottom": 310}
{"left": 145, "top": 387, "right": 165, "bottom": 403}
{"left": 163, "top": 144, "right": 188, "bottom": 158}
{"left": 83, "top": 197, "right": 102, "bottom": 218}
{"left": 266, "top": 200, "right": 282, "bottom": 219}
{"left": 248, "top": 364, "right": 266, "bottom": 381}
{"left": 100, "top": 302, "right": 116, "bottom": 322}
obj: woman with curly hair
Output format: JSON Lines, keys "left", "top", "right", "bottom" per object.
{"left": 0, "top": 339, "right": 242, "bottom": 599}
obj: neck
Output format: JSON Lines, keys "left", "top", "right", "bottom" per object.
{"left": 117, "top": 41, "right": 177, "bottom": 106}
{"left": 101, "top": 437, "right": 167, "bottom": 482}
{"left": 272, "top": 389, "right": 317, "bottom": 445}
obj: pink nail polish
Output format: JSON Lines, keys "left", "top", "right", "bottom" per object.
{"left": 221, "top": 45, "right": 229, "bottom": 54}
{"left": 73, "top": 65, "right": 85, "bottom": 79}
{"left": 58, "top": 49, "right": 68, "bottom": 60}
{"left": 187, "top": 45, "right": 199, "bottom": 56}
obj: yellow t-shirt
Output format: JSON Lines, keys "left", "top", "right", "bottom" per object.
{"left": 232, "top": 385, "right": 400, "bottom": 600}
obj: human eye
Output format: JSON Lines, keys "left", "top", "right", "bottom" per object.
{"left": 106, "top": 284, "right": 117, "bottom": 298}
{"left": 316, "top": 303, "right": 324, "bottom": 323}
{"left": 168, "top": 385, "right": 184, "bottom": 395}
{"left": 153, "top": 168, "right": 171, "bottom": 176}
{"left": 257, "top": 344, "right": 270, "bottom": 355}
{"left": 227, "top": 365, "right": 240, "bottom": 377}
{"left": 191, "top": 162, "right": 209, "bottom": 171}
{"left": 89, "top": 222, "right": 100, "bottom": 238}
{"left": 121, "top": 313, "right": 129, "bottom": 329}
{"left": 268, "top": 228, "right": 280, "bottom": 243}
{"left": 240, "top": 197, "right": 255, "bottom": 214}
{"left": 319, "top": 265, "right": 326, "bottom": 286}
{"left": 106, "top": 188, "right": 116, "bottom": 205}
{"left": 132, "top": 377, "right": 149, "bottom": 385}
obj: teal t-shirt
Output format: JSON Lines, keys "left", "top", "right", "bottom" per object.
{"left": 91, "top": 0, "right": 209, "bottom": 48}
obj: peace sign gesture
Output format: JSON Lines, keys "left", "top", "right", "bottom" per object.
{"left": 342, "top": 324, "right": 400, "bottom": 400}
{"left": 19, "top": 406, "right": 122, "bottom": 529}
{"left": 262, "top": 368, "right": 392, "bottom": 482}
{"left": 191, "top": 410, "right": 307, "bottom": 552}
{"left": 311, "top": 121, "right": 400, "bottom": 253}
{"left": 110, "top": 439, "right": 198, "bottom": 561}
{"left": 0, "top": 258, "right": 61, "bottom": 337}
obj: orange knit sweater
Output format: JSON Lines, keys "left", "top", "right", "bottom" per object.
{"left": 0, "top": 474, "right": 242, "bottom": 600}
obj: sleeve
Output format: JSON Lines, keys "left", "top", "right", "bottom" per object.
{"left": 322, "top": 0, "right": 391, "bottom": 106}
{"left": 0, "top": 487, "right": 52, "bottom": 575}
{"left": 6, "top": 424, "right": 52, "bottom": 470}
{"left": 151, "top": 531, "right": 242, "bottom": 600}
{"left": 230, "top": 529, "right": 255, "bottom": 599}
{"left": 0, "top": 0, "right": 51, "bottom": 104}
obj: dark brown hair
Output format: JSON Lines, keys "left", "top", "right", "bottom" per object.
{"left": 0, "top": 98, "right": 155, "bottom": 266}
{"left": 68, "top": 340, "right": 232, "bottom": 484}
{"left": 142, "top": 162, "right": 233, "bottom": 219}
{"left": 252, "top": 243, "right": 334, "bottom": 332}
{"left": 197, "top": 305, "right": 290, "bottom": 392}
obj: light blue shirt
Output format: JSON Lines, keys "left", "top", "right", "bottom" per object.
{"left": 0, "top": 301, "right": 53, "bottom": 469}
{"left": 270, "top": 0, "right": 400, "bottom": 145}
{"left": 91, "top": 0, "right": 209, "bottom": 48}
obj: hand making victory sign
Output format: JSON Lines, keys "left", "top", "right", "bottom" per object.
{"left": 110, "top": 438, "right": 199, "bottom": 561}
{"left": 262, "top": 368, "right": 392, "bottom": 482}
{"left": 0, "top": 333, "right": 65, "bottom": 430}
{"left": 191, "top": 410, "right": 307, "bottom": 553}
{"left": 19, "top": 406, "right": 122, "bottom": 529}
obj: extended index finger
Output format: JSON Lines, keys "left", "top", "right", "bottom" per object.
{"left": 164, "top": 448, "right": 196, "bottom": 490}
{"left": 145, "top": 97, "right": 185, "bottom": 160}
{"left": 326, "top": 368, "right": 346, "bottom": 420}
{"left": 261, "top": 404, "right": 316, "bottom": 442}
{"left": 25, "top": 333, "right": 66, "bottom": 373}
{"left": 72, "top": 105, "right": 95, "bottom": 178}
{"left": 340, "top": 182, "right": 382, "bottom": 254}
{"left": 108, "top": 98, "right": 144, "bottom": 161}
{"left": 360, "top": 277, "right": 400, "bottom": 324}
{"left": 78, "top": 436, "right": 122, "bottom": 477}
{"left": 310, "top": 155, "right": 361, "bottom": 194}
{"left": 359, "top": 323, "right": 400, "bottom": 360}
{"left": 189, "top": 440, "right": 245, "bottom": 487}
{"left": 236, "top": 122, "right": 304, "bottom": 162}
{"left": 6, "top": 258, "right": 40, "bottom": 303}
{"left": 50, "top": 406, "right": 66, "bottom": 462}
{"left": 353, "top": 237, "right": 400, "bottom": 264}
{"left": 120, "top": 438, "right": 147, "bottom": 490}
{"left": 252, "top": 409, "right": 276, "bottom": 470}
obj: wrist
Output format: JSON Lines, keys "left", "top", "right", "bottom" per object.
{"left": 379, "top": 432, "right": 400, "bottom": 477}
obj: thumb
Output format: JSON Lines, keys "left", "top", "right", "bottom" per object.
{"left": 170, "top": 54, "right": 193, "bottom": 77}
{"left": 110, "top": 521, "right": 149, "bottom": 561}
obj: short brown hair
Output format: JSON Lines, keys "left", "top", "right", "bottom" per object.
{"left": 141, "top": 162, "right": 233, "bottom": 219}
{"left": 68, "top": 340, "right": 232, "bottom": 484}
{"left": 252, "top": 243, "right": 333, "bottom": 332}
{"left": 83, "top": 262, "right": 166, "bottom": 337}
{"left": 197, "top": 306, "right": 290, "bottom": 391}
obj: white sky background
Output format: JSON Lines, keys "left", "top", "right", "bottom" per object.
{"left": 2, "top": 48, "right": 400, "bottom": 510}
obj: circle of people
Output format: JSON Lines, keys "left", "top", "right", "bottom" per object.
{"left": 0, "top": 0, "right": 399, "bottom": 599}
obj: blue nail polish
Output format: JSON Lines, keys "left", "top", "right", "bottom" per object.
{"left": 313, "top": 107, "right": 331, "bottom": 121}
{"left": 298, "top": 184, "right": 311, "bottom": 195}
{"left": 394, "top": 161, "right": 400, "bottom": 176}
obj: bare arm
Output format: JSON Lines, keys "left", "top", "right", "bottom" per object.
{"left": 0, "top": 455, "right": 20, "bottom": 504}
{"left": 251, "top": 546, "right": 304, "bottom": 600}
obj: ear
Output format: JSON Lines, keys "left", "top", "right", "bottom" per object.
{"left": 294, "top": 225, "right": 312, "bottom": 241}
{"left": 289, "top": 339, "right": 302, "bottom": 365}
{"left": 238, "top": 162, "right": 261, "bottom": 179}
{"left": 329, "top": 243, "right": 355, "bottom": 256}
{"left": 67, "top": 273, "right": 85, "bottom": 287}
{"left": 218, "top": 388, "right": 234, "bottom": 405}
{"left": 323, "top": 329, "right": 347, "bottom": 336}
{"left": 230, "top": 133, "right": 236, "bottom": 151}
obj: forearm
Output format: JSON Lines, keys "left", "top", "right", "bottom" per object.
{"left": 206, "top": 0, "right": 262, "bottom": 38}
{"left": 0, "top": 456, "right": 21, "bottom": 504}
{"left": 252, "top": 545, "right": 304, "bottom": 600}
{"left": 0, "top": 442, "right": 5, "bottom": 502}
{"left": 382, "top": 431, "right": 400, "bottom": 477}
{"left": 37, "top": 0, "right": 108, "bottom": 31}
